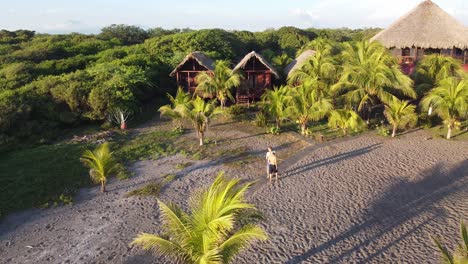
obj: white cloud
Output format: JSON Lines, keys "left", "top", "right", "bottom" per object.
{"left": 290, "top": 8, "right": 320, "bottom": 20}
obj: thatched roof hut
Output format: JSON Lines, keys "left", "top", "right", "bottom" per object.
{"left": 284, "top": 50, "right": 316, "bottom": 77}
{"left": 371, "top": 0, "right": 468, "bottom": 49}
{"left": 233, "top": 51, "right": 279, "bottom": 78}
{"left": 169, "top": 51, "right": 215, "bottom": 76}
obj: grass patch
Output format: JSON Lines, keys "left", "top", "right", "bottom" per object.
{"left": 175, "top": 162, "right": 193, "bottom": 170}
{"left": 0, "top": 143, "right": 90, "bottom": 217}
{"left": 126, "top": 181, "right": 165, "bottom": 198}
{"left": 114, "top": 130, "right": 182, "bottom": 162}
{"left": 425, "top": 121, "right": 468, "bottom": 140}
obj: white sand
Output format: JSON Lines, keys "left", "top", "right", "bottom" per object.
{"left": 0, "top": 123, "right": 466, "bottom": 264}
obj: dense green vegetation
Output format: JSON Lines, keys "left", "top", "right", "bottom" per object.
{"left": 0, "top": 26, "right": 380, "bottom": 145}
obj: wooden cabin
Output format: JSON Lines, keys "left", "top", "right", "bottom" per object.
{"left": 233, "top": 51, "right": 279, "bottom": 104}
{"left": 169, "top": 51, "right": 215, "bottom": 93}
{"left": 371, "top": 0, "right": 468, "bottom": 74}
{"left": 284, "top": 50, "right": 316, "bottom": 79}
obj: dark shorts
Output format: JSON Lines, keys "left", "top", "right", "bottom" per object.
{"left": 269, "top": 164, "right": 277, "bottom": 173}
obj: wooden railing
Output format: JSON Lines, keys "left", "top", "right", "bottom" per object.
{"left": 398, "top": 56, "right": 416, "bottom": 64}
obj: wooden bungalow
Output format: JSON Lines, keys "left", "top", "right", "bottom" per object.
{"left": 233, "top": 51, "right": 279, "bottom": 104}
{"left": 371, "top": 0, "right": 468, "bottom": 74}
{"left": 169, "top": 51, "right": 215, "bottom": 93}
{"left": 284, "top": 50, "right": 317, "bottom": 79}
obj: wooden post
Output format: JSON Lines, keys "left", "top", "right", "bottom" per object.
{"left": 450, "top": 47, "right": 454, "bottom": 58}
{"left": 464, "top": 49, "right": 467, "bottom": 64}
{"left": 176, "top": 72, "right": 179, "bottom": 87}
{"left": 187, "top": 72, "right": 190, "bottom": 93}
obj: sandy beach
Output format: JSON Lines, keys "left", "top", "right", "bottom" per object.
{"left": 0, "top": 121, "right": 467, "bottom": 264}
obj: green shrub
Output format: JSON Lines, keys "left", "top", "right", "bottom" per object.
{"left": 376, "top": 125, "right": 390, "bottom": 137}
{"left": 126, "top": 181, "right": 164, "bottom": 197}
{"left": 266, "top": 126, "right": 281, "bottom": 135}
{"left": 255, "top": 112, "right": 267, "bottom": 127}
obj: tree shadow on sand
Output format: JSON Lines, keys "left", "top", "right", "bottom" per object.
{"left": 286, "top": 160, "right": 468, "bottom": 264}
{"left": 281, "top": 143, "right": 382, "bottom": 180}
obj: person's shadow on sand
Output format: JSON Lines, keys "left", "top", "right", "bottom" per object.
{"left": 286, "top": 159, "right": 468, "bottom": 264}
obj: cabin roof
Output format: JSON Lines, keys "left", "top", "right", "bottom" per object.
{"left": 233, "top": 51, "right": 280, "bottom": 78}
{"left": 284, "top": 50, "right": 317, "bottom": 77}
{"left": 169, "top": 51, "right": 215, "bottom": 76}
{"left": 370, "top": 0, "right": 468, "bottom": 49}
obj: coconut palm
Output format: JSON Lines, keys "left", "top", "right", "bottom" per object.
{"left": 432, "top": 221, "right": 468, "bottom": 264}
{"left": 186, "top": 96, "right": 223, "bottom": 146}
{"left": 195, "top": 60, "right": 241, "bottom": 108}
{"left": 335, "top": 41, "right": 415, "bottom": 114}
{"left": 414, "top": 54, "right": 463, "bottom": 97}
{"left": 327, "top": 109, "right": 366, "bottom": 135}
{"left": 272, "top": 53, "right": 292, "bottom": 74}
{"left": 261, "top": 85, "right": 290, "bottom": 128}
{"left": 421, "top": 77, "right": 468, "bottom": 139}
{"left": 131, "top": 172, "right": 267, "bottom": 264}
{"left": 288, "top": 49, "right": 337, "bottom": 100}
{"left": 158, "top": 87, "right": 191, "bottom": 129}
{"left": 80, "top": 142, "right": 119, "bottom": 193}
{"left": 286, "top": 84, "right": 333, "bottom": 135}
{"left": 383, "top": 97, "right": 418, "bottom": 138}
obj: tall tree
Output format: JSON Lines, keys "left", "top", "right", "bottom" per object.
{"left": 288, "top": 49, "right": 337, "bottom": 100}
{"left": 420, "top": 77, "right": 468, "bottom": 139}
{"left": 131, "top": 172, "right": 267, "bottom": 263}
{"left": 261, "top": 85, "right": 290, "bottom": 128}
{"left": 80, "top": 142, "right": 119, "bottom": 193}
{"left": 286, "top": 84, "right": 333, "bottom": 135}
{"left": 414, "top": 55, "right": 463, "bottom": 97}
{"left": 334, "top": 41, "right": 415, "bottom": 115}
{"left": 195, "top": 60, "right": 241, "bottom": 108}
{"left": 383, "top": 97, "right": 418, "bottom": 137}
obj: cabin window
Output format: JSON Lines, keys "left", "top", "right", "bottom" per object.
{"left": 425, "top": 48, "right": 441, "bottom": 55}
{"left": 454, "top": 48, "right": 463, "bottom": 56}
{"left": 401, "top": 48, "right": 411, "bottom": 56}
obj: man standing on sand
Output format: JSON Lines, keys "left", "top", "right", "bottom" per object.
{"left": 267, "top": 151, "right": 278, "bottom": 183}
{"left": 265, "top": 147, "right": 273, "bottom": 178}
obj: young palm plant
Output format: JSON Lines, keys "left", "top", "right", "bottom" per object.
{"left": 261, "top": 85, "right": 290, "bottom": 128}
{"left": 420, "top": 77, "right": 468, "bottom": 139}
{"left": 432, "top": 221, "right": 468, "bottom": 264}
{"left": 187, "top": 96, "right": 223, "bottom": 146}
{"left": 131, "top": 172, "right": 267, "bottom": 263}
{"left": 158, "top": 87, "right": 191, "bottom": 129}
{"left": 383, "top": 97, "right": 418, "bottom": 138}
{"left": 334, "top": 40, "right": 415, "bottom": 115}
{"left": 80, "top": 142, "right": 119, "bottom": 193}
{"left": 327, "top": 109, "right": 366, "bottom": 136}
{"left": 195, "top": 60, "right": 241, "bottom": 108}
{"left": 286, "top": 84, "right": 333, "bottom": 135}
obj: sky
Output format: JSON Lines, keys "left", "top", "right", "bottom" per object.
{"left": 1, "top": 0, "right": 467, "bottom": 34}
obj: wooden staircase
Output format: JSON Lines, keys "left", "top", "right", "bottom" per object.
{"left": 236, "top": 95, "right": 250, "bottom": 105}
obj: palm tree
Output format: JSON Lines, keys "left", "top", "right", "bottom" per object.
{"left": 334, "top": 41, "right": 415, "bottom": 116}
{"left": 158, "top": 87, "right": 191, "bottom": 129}
{"left": 414, "top": 54, "right": 463, "bottom": 97}
{"left": 432, "top": 221, "right": 468, "bottom": 264}
{"left": 327, "top": 109, "right": 366, "bottom": 135}
{"left": 288, "top": 49, "right": 337, "bottom": 100}
{"left": 186, "top": 96, "right": 223, "bottom": 146}
{"left": 286, "top": 84, "right": 333, "bottom": 135}
{"left": 131, "top": 172, "right": 267, "bottom": 263}
{"left": 421, "top": 77, "right": 468, "bottom": 139}
{"left": 261, "top": 85, "right": 290, "bottom": 128}
{"left": 80, "top": 142, "right": 119, "bottom": 192}
{"left": 272, "top": 53, "right": 292, "bottom": 75}
{"left": 383, "top": 97, "right": 418, "bottom": 138}
{"left": 195, "top": 60, "right": 241, "bottom": 108}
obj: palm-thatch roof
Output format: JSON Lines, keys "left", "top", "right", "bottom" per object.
{"left": 233, "top": 51, "right": 280, "bottom": 78}
{"left": 371, "top": 0, "right": 468, "bottom": 49}
{"left": 284, "top": 50, "right": 317, "bottom": 77}
{"left": 169, "top": 51, "right": 215, "bottom": 76}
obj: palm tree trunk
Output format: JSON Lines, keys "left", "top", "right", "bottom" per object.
{"left": 101, "top": 181, "right": 106, "bottom": 192}
{"left": 199, "top": 132, "right": 204, "bottom": 146}
{"left": 343, "top": 128, "right": 347, "bottom": 136}
{"left": 446, "top": 125, "right": 452, "bottom": 139}
{"left": 301, "top": 123, "right": 307, "bottom": 135}
{"left": 276, "top": 118, "right": 280, "bottom": 129}
{"left": 392, "top": 125, "right": 397, "bottom": 138}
